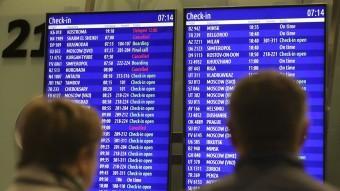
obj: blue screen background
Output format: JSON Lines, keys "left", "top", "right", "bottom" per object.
{"left": 184, "top": 5, "right": 325, "bottom": 190}
{"left": 45, "top": 10, "right": 175, "bottom": 191}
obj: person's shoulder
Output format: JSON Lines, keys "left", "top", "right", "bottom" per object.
{"left": 6, "top": 165, "right": 73, "bottom": 191}
{"left": 6, "top": 184, "right": 70, "bottom": 191}
{"left": 292, "top": 178, "right": 338, "bottom": 191}
{"left": 194, "top": 168, "right": 339, "bottom": 191}
{"left": 267, "top": 167, "right": 338, "bottom": 191}
{"left": 322, "top": 183, "right": 339, "bottom": 191}
{"left": 296, "top": 174, "right": 338, "bottom": 191}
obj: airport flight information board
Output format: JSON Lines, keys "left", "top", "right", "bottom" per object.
{"left": 45, "top": 11, "right": 175, "bottom": 191}
{"left": 184, "top": 5, "right": 325, "bottom": 190}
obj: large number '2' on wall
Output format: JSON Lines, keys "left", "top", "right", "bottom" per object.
{"left": 2, "top": 19, "right": 45, "bottom": 58}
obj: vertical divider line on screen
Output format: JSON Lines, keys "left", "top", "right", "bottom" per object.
{"left": 183, "top": 8, "right": 188, "bottom": 191}
{"left": 323, "top": 3, "right": 328, "bottom": 183}
{"left": 44, "top": 14, "right": 49, "bottom": 95}
{"left": 168, "top": 9, "right": 177, "bottom": 191}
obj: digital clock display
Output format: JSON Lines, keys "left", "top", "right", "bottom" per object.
{"left": 158, "top": 14, "right": 174, "bottom": 22}
{"left": 307, "top": 8, "right": 325, "bottom": 17}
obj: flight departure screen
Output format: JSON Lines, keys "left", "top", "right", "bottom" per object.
{"left": 45, "top": 11, "right": 175, "bottom": 191}
{"left": 184, "top": 5, "right": 325, "bottom": 190}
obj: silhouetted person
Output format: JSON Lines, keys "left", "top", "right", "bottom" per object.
{"left": 7, "top": 97, "right": 102, "bottom": 191}
{"left": 197, "top": 71, "right": 336, "bottom": 191}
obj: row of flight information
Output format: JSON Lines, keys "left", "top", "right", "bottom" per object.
{"left": 44, "top": 5, "right": 326, "bottom": 191}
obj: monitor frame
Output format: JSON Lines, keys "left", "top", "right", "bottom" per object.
{"left": 183, "top": 4, "right": 327, "bottom": 190}
{"left": 44, "top": 9, "right": 177, "bottom": 191}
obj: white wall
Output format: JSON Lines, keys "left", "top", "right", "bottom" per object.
{"left": 0, "top": 0, "right": 85, "bottom": 188}
{"left": 327, "top": 0, "right": 340, "bottom": 187}
{"left": 0, "top": 0, "right": 338, "bottom": 190}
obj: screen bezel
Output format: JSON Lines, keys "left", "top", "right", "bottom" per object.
{"left": 183, "top": 4, "right": 327, "bottom": 190}
{"left": 44, "top": 9, "right": 177, "bottom": 191}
